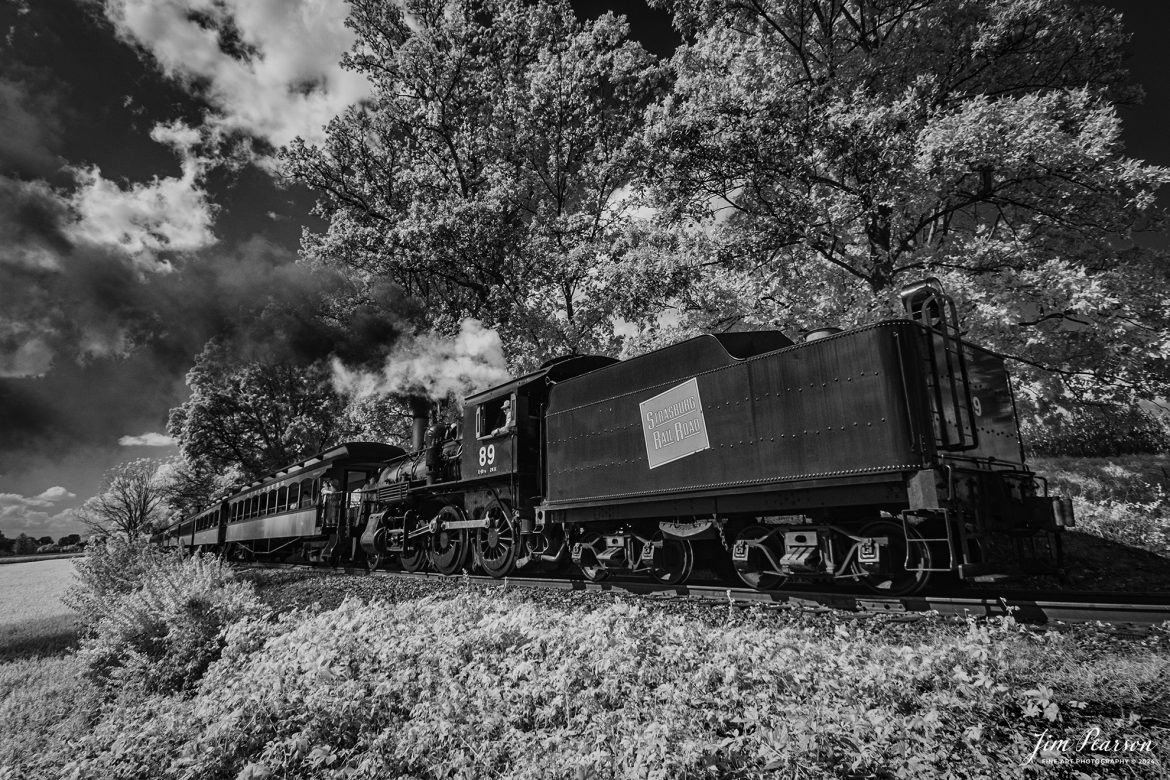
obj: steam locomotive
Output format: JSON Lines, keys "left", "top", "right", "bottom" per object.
{"left": 160, "top": 279, "right": 1072, "bottom": 595}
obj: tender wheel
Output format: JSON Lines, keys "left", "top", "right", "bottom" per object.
{"left": 429, "top": 506, "right": 471, "bottom": 575}
{"left": 648, "top": 533, "right": 694, "bottom": 586}
{"left": 849, "top": 519, "right": 932, "bottom": 596}
{"left": 576, "top": 532, "right": 609, "bottom": 582}
{"left": 730, "top": 524, "right": 787, "bottom": 590}
{"left": 476, "top": 499, "right": 519, "bottom": 578}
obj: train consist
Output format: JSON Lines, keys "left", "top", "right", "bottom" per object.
{"left": 160, "top": 279, "right": 1072, "bottom": 595}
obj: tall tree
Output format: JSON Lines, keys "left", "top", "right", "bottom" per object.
{"left": 77, "top": 459, "right": 170, "bottom": 540}
{"left": 167, "top": 340, "right": 414, "bottom": 482}
{"left": 283, "top": 0, "right": 667, "bottom": 364}
{"left": 168, "top": 342, "right": 348, "bottom": 481}
{"left": 641, "top": 0, "right": 1170, "bottom": 405}
{"left": 156, "top": 455, "right": 245, "bottom": 520}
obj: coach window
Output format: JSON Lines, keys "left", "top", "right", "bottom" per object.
{"left": 288, "top": 483, "right": 299, "bottom": 509}
{"left": 300, "top": 479, "right": 312, "bottom": 508}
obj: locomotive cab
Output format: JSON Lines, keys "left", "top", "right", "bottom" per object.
{"left": 464, "top": 389, "right": 525, "bottom": 480}
{"left": 360, "top": 355, "right": 617, "bottom": 576}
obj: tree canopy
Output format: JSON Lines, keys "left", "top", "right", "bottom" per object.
{"left": 638, "top": 0, "right": 1169, "bottom": 405}
{"left": 167, "top": 342, "right": 348, "bottom": 481}
{"left": 283, "top": 0, "right": 668, "bottom": 362}
{"left": 167, "top": 0, "right": 1170, "bottom": 481}
{"left": 168, "top": 339, "right": 416, "bottom": 483}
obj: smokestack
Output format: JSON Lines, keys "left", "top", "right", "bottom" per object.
{"left": 408, "top": 396, "right": 430, "bottom": 452}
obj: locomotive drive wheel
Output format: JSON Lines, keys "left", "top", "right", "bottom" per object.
{"left": 476, "top": 499, "right": 519, "bottom": 578}
{"left": 399, "top": 539, "right": 428, "bottom": 573}
{"left": 849, "top": 519, "right": 931, "bottom": 596}
{"left": 429, "top": 506, "right": 471, "bottom": 575}
{"left": 648, "top": 533, "right": 694, "bottom": 586}
{"left": 576, "top": 532, "right": 609, "bottom": 582}
{"left": 730, "top": 524, "right": 787, "bottom": 590}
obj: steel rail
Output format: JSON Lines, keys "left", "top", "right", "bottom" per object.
{"left": 243, "top": 562, "right": 1170, "bottom": 628}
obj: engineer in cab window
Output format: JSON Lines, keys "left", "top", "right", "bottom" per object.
{"left": 491, "top": 398, "right": 514, "bottom": 435}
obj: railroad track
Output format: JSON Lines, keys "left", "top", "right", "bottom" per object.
{"left": 243, "top": 561, "right": 1170, "bottom": 629}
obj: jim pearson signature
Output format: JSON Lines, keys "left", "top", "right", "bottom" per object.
{"left": 1026, "top": 727, "right": 1156, "bottom": 765}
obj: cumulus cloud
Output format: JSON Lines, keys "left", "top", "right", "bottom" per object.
{"left": 0, "top": 487, "right": 82, "bottom": 538}
{"left": 102, "top": 0, "right": 371, "bottom": 156}
{"left": 0, "top": 175, "right": 145, "bottom": 376}
{"left": 0, "top": 115, "right": 223, "bottom": 378}
{"left": 34, "top": 486, "right": 77, "bottom": 502}
{"left": 332, "top": 319, "right": 511, "bottom": 403}
{"left": 118, "top": 432, "right": 177, "bottom": 447}
{"left": 66, "top": 122, "right": 217, "bottom": 262}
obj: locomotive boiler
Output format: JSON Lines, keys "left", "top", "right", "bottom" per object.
{"left": 355, "top": 278, "right": 1072, "bottom": 595}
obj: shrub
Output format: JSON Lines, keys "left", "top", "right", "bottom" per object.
{"left": 67, "top": 537, "right": 165, "bottom": 623}
{"left": 1031, "top": 457, "right": 1170, "bottom": 556}
{"left": 39, "top": 592, "right": 1169, "bottom": 780}
{"left": 67, "top": 540, "right": 260, "bottom": 695}
{"left": 1024, "top": 405, "right": 1170, "bottom": 458}
{"left": 0, "top": 655, "right": 97, "bottom": 771}
{"left": 1069, "top": 490, "right": 1170, "bottom": 557}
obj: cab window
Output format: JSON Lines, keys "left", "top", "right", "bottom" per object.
{"left": 476, "top": 395, "right": 514, "bottom": 439}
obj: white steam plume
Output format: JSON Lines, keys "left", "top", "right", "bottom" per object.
{"left": 332, "top": 319, "right": 511, "bottom": 402}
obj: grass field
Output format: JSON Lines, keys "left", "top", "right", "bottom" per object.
{"left": 1, "top": 546, "right": 1168, "bottom": 777}
{"left": 0, "top": 552, "right": 85, "bottom": 565}
{"left": 0, "top": 559, "right": 80, "bottom": 662}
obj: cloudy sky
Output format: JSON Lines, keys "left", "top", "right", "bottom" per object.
{"left": 0, "top": 0, "right": 1164, "bottom": 540}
